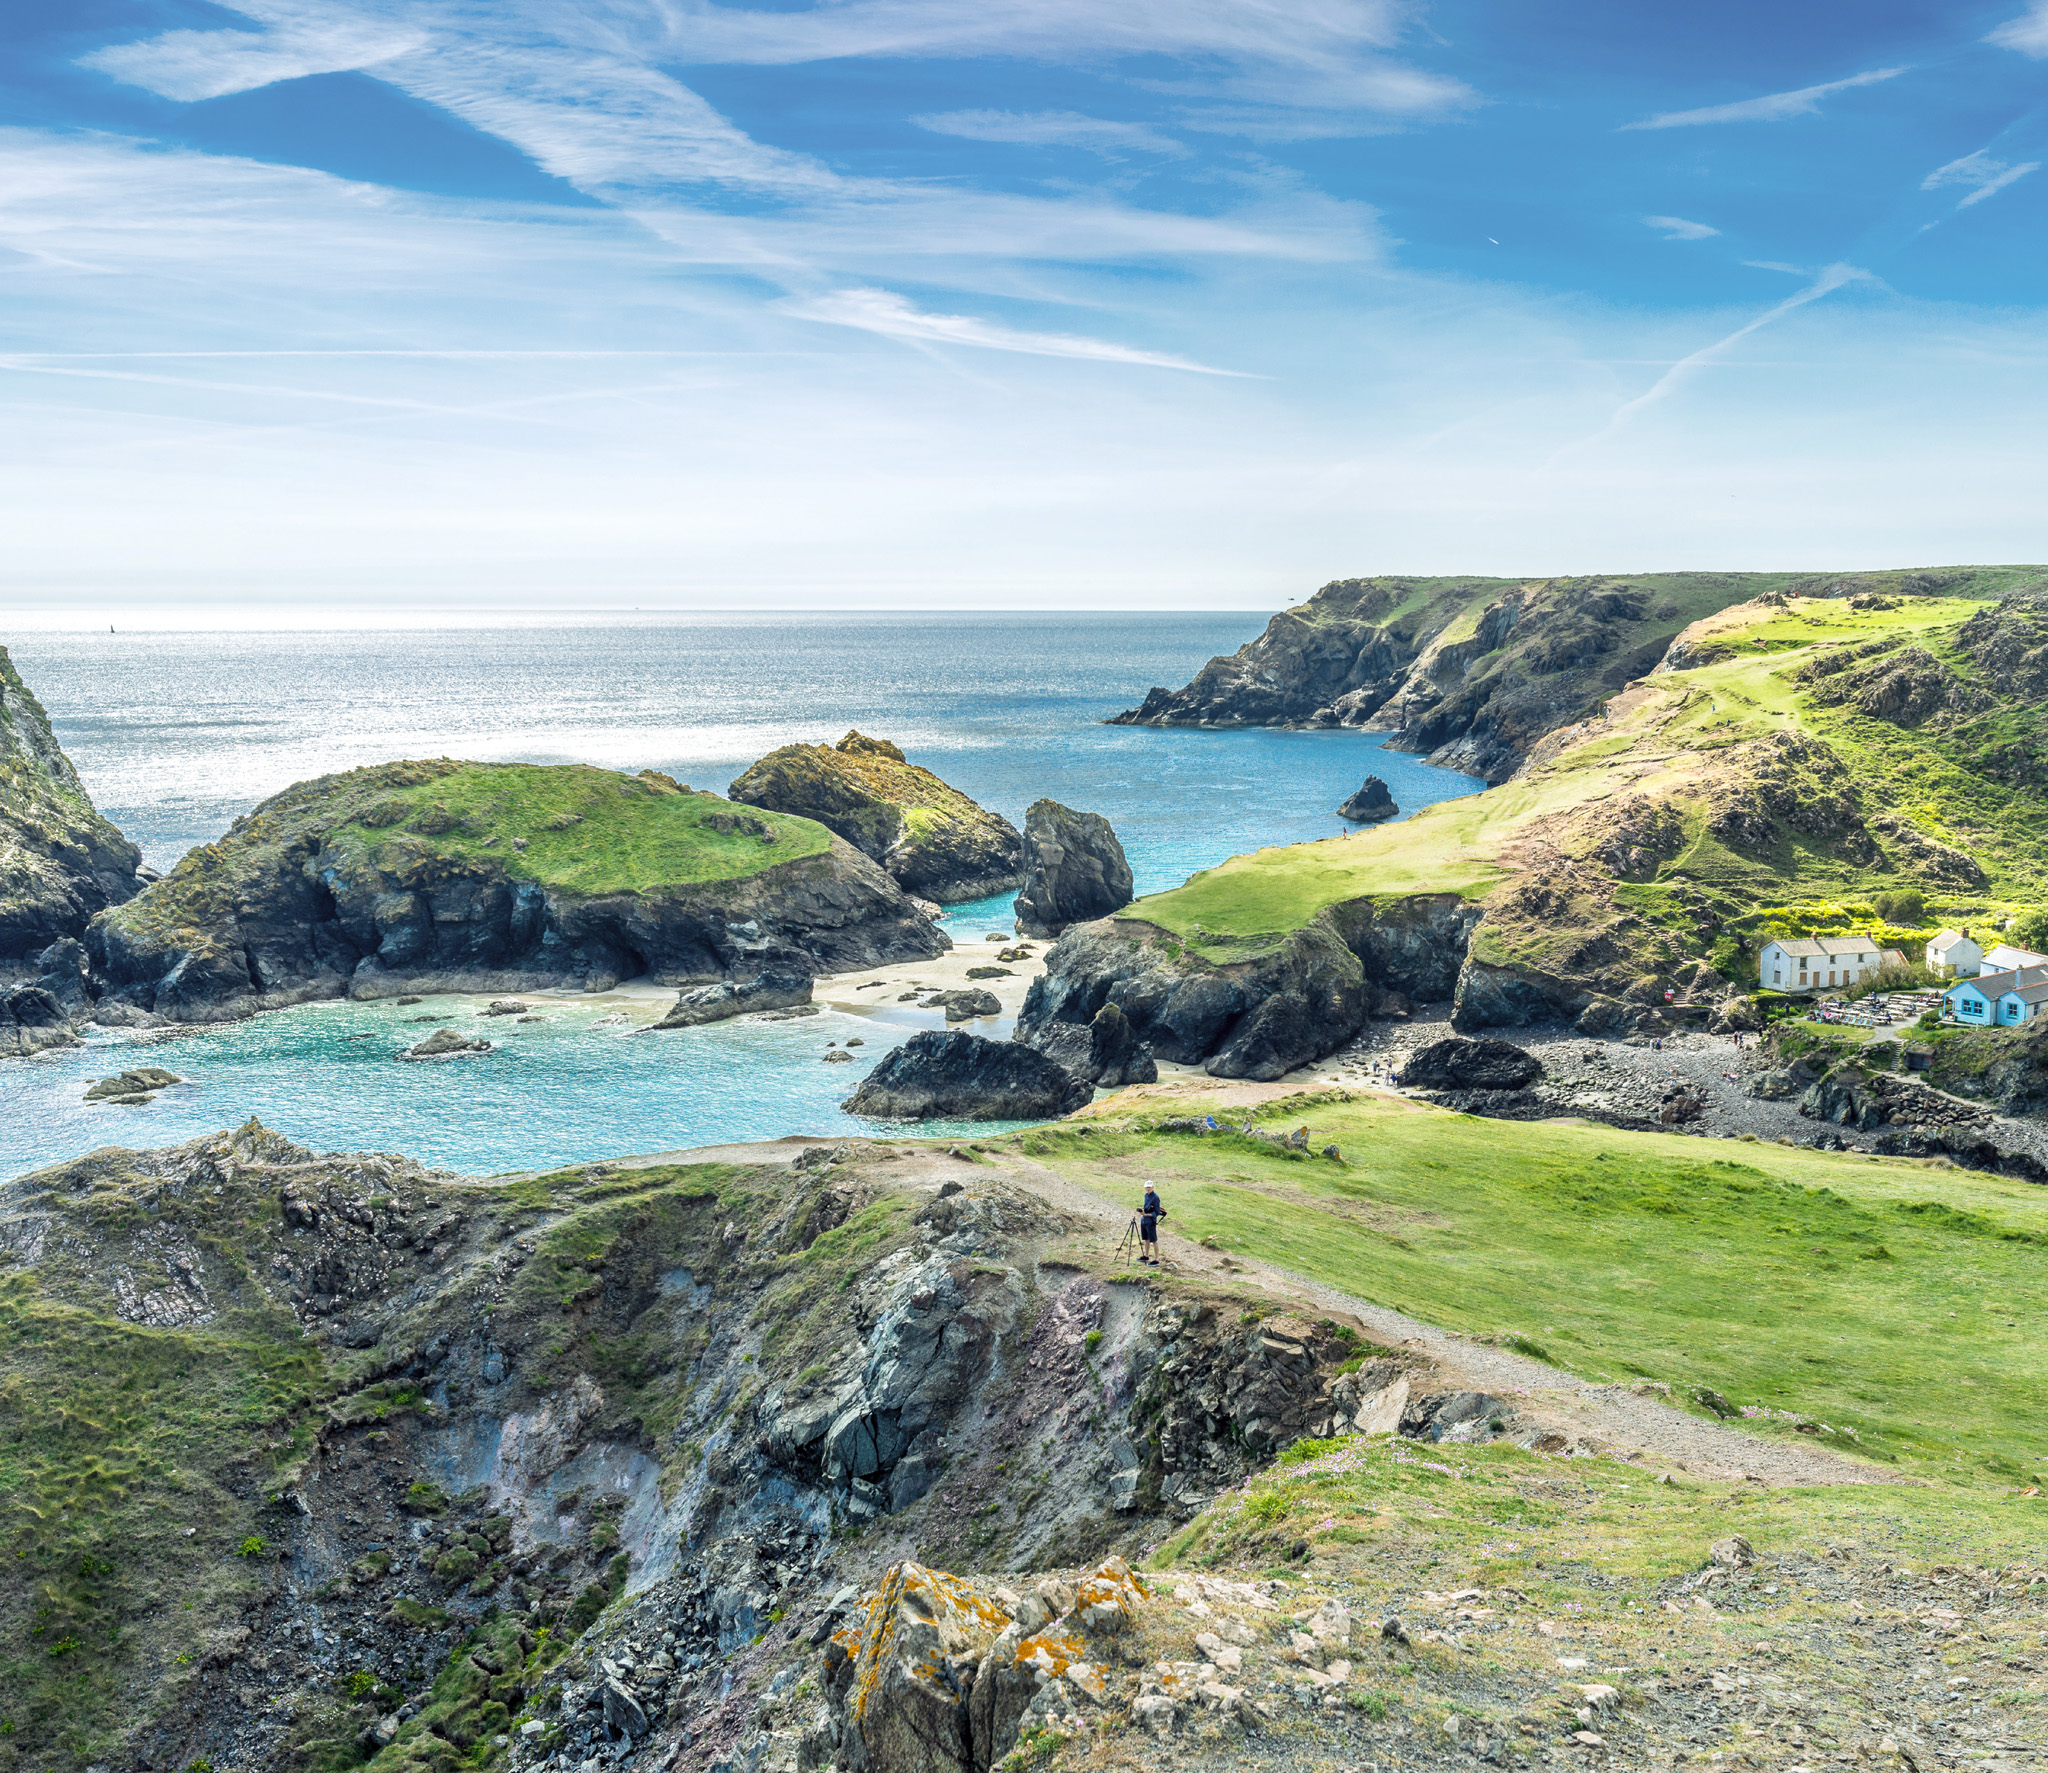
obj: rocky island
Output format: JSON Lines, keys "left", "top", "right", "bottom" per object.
{"left": 86, "top": 760, "right": 947, "bottom": 1022}
{"left": 728, "top": 731, "right": 1022, "bottom": 903}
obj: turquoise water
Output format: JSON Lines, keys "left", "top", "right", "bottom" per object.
{"left": 2, "top": 615, "right": 1486, "bottom": 1177}
{"left": 4, "top": 988, "right": 1027, "bottom": 1178}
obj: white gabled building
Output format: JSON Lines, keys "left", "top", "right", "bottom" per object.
{"left": 1925, "top": 929, "right": 1983, "bottom": 977}
{"left": 1757, "top": 936, "right": 1889, "bottom": 994}
{"left": 1983, "top": 940, "right": 2048, "bottom": 973}
{"left": 1946, "top": 964, "right": 2048, "bottom": 1026}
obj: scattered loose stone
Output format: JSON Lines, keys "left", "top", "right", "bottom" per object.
{"left": 400, "top": 1028, "right": 494, "bottom": 1060}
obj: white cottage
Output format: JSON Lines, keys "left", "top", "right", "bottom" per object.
{"left": 1983, "top": 941, "right": 2048, "bottom": 973}
{"left": 1757, "top": 936, "right": 1888, "bottom": 994}
{"left": 1946, "top": 964, "right": 2048, "bottom": 1025}
{"left": 1925, "top": 929, "right": 1983, "bottom": 977}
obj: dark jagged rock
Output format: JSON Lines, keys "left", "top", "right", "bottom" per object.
{"left": 728, "top": 730, "right": 1023, "bottom": 903}
{"left": 32, "top": 937, "right": 91, "bottom": 1017}
{"left": 844, "top": 1030, "right": 1091, "bottom": 1121}
{"left": 86, "top": 760, "right": 947, "bottom": 1024}
{"left": 1019, "top": 1001, "right": 1157, "bottom": 1087}
{"left": 1398, "top": 1036, "right": 1543, "bottom": 1091}
{"left": 0, "top": 645, "right": 143, "bottom": 958}
{"left": 649, "top": 967, "right": 813, "bottom": 1029}
{"left": 1018, "top": 894, "right": 1480, "bottom": 1079}
{"left": 0, "top": 984, "right": 77, "bottom": 1058}
{"left": 1336, "top": 775, "right": 1398, "bottom": 823}
{"left": 1012, "top": 801, "right": 1133, "bottom": 938}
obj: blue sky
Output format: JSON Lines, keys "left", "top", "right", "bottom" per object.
{"left": 2, "top": 0, "right": 2046, "bottom": 610}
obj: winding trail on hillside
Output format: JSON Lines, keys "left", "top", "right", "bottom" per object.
{"left": 601, "top": 1113, "right": 1901, "bottom": 1491}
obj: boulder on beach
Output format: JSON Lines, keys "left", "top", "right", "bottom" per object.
{"left": 1337, "top": 775, "right": 1399, "bottom": 823}
{"left": 1398, "top": 1035, "right": 1543, "bottom": 1091}
{"left": 401, "top": 1028, "right": 494, "bottom": 1060}
{"left": 479, "top": 998, "right": 529, "bottom": 1017}
{"left": 650, "top": 967, "right": 813, "bottom": 1030}
{"left": 924, "top": 987, "right": 1001, "bottom": 1022}
{"left": 844, "top": 1030, "right": 1092, "bottom": 1121}
{"left": 1012, "top": 800, "right": 1133, "bottom": 938}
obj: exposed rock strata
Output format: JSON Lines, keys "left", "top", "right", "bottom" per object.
{"left": 85, "top": 760, "right": 946, "bottom": 1023}
{"left": 1012, "top": 801, "right": 1133, "bottom": 938}
{"left": 729, "top": 731, "right": 1023, "bottom": 903}
{"left": 1110, "top": 573, "right": 1800, "bottom": 783}
{"left": 0, "top": 645, "right": 143, "bottom": 957}
{"left": 843, "top": 1030, "right": 1091, "bottom": 1121}
{"left": 1018, "top": 895, "right": 1481, "bottom": 1080}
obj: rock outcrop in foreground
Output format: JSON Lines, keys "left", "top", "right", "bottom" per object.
{"left": 1012, "top": 800, "right": 1133, "bottom": 938}
{"left": 730, "top": 732, "right": 1022, "bottom": 903}
{"left": 844, "top": 1029, "right": 1092, "bottom": 1120}
{"left": 85, "top": 760, "right": 946, "bottom": 1022}
{"left": 0, "top": 645, "right": 142, "bottom": 957}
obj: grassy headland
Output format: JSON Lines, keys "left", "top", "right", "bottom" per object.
{"left": 1018, "top": 1091, "right": 2048, "bottom": 1491}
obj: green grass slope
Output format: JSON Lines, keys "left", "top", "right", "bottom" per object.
{"left": 1123, "top": 586, "right": 2048, "bottom": 1006}
{"left": 1018, "top": 1092, "right": 2048, "bottom": 1490}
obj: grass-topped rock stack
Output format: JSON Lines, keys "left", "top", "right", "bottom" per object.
{"left": 0, "top": 645, "right": 143, "bottom": 959}
{"left": 85, "top": 759, "right": 947, "bottom": 1020}
{"left": 728, "top": 730, "right": 1022, "bottom": 903}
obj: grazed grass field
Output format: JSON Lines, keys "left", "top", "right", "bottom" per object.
{"left": 1018, "top": 1094, "right": 2048, "bottom": 1489}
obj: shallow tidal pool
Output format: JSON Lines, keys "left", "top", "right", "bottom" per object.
{"left": 0, "top": 983, "right": 1023, "bottom": 1181}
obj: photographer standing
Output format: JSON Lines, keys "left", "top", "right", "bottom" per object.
{"left": 1138, "top": 1183, "right": 1164, "bottom": 1266}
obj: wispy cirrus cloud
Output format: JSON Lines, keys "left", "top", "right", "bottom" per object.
{"left": 778, "top": 286, "right": 1251, "bottom": 373}
{"left": 1622, "top": 67, "right": 1904, "bottom": 131}
{"left": 912, "top": 110, "right": 1186, "bottom": 158}
{"left": 1987, "top": 2, "right": 2048, "bottom": 55}
{"left": 1644, "top": 215, "right": 1719, "bottom": 240}
{"left": 1922, "top": 148, "right": 2040, "bottom": 208}
{"left": 79, "top": 20, "right": 424, "bottom": 100}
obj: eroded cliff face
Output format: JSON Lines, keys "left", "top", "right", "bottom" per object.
{"left": 1108, "top": 574, "right": 1799, "bottom": 783}
{"left": 0, "top": 645, "right": 142, "bottom": 958}
{"left": 85, "top": 761, "right": 947, "bottom": 1022}
{"left": 1017, "top": 894, "right": 1484, "bottom": 1080}
{"left": 0, "top": 1124, "right": 1411, "bottom": 1773}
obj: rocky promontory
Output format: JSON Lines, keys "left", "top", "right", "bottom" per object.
{"left": 86, "top": 760, "right": 947, "bottom": 1023}
{"left": 0, "top": 645, "right": 144, "bottom": 957}
{"left": 1105, "top": 570, "right": 2017, "bottom": 782}
{"left": 1019, "top": 893, "right": 1481, "bottom": 1081}
{"left": 1013, "top": 799, "right": 1133, "bottom": 937}
{"left": 728, "top": 731, "right": 1022, "bottom": 903}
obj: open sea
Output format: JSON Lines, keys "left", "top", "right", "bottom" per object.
{"left": 1, "top": 615, "right": 1485, "bottom": 1177}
